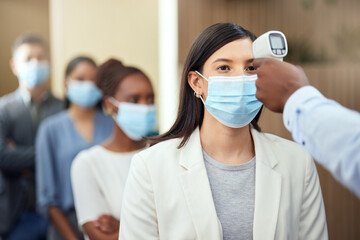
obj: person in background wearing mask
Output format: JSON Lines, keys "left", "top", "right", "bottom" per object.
{"left": 0, "top": 33, "right": 63, "bottom": 240}
{"left": 253, "top": 58, "right": 360, "bottom": 198}
{"left": 71, "top": 59, "right": 157, "bottom": 240}
{"left": 119, "top": 23, "right": 328, "bottom": 240}
{"left": 36, "top": 56, "right": 113, "bottom": 240}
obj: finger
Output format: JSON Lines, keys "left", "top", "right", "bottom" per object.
{"left": 100, "top": 225, "right": 113, "bottom": 233}
{"left": 98, "top": 215, "right": 112, "bottom": 222}
{"left": 97, "top": 214, "right": 109, "bottom": 220}
{"left": 100, "top": 227, "right": 111, "bottom": 233}
{"left": 99, "top": 217, "right": 114, "bottom": 228}
{"left": 295, "top": 65, "right": 303, "bottom": 71}
{"left": 98, "top": 218, "right": 110, "bottom": 226}
{"left": 93, "top": 220, "right": 100, "bottom": 228}
{"left": 252, "top": 58, "right": 269, "bottom": 69}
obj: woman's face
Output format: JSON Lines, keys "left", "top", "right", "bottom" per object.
{"left": 65, "top": 61, "right": 97, "bottom": 88}
{"left": 108, "top": 73, "right": 154, "bottom": 114}
{"left": 189, "top": 38, "right": 256, "bottom": 99}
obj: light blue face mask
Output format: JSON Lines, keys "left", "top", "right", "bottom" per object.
{"left": 109, "top": 98, "right": 157, "bottom": 141}
{"left": 16, "top": 61, "right": 50, "bottom": 88}
{"left": 195, "top": 71, "right": 263, "bottom": 128}
{"left": 66, "top": 80, "right": 102, "bottom": 108}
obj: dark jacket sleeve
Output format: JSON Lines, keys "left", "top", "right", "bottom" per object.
{"left": 0, "top": 106, "right": 35, "bottom": 171}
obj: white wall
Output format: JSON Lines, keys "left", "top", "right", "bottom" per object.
{"left": 49, "top": 0, "right": 159, "bottom": 99}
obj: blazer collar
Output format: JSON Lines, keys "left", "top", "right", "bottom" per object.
{"left": 179, "top": 127, "right": 279, "bottom": 170}
{"left": 250, "top": 127, "right": 279, "bottom": 169}
{"left": 178, "top": 127, "right": 281, "bottom": 240}
{"left": 179, "top": 127, "right": 203, "bottom": 170}
{"left": 251, "top": 128, "right": 282, "bottom": 240}
{"left": 178, "top": 128, "right": 223, "bottom": 239}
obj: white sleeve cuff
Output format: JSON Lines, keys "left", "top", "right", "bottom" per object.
{"left": 283, "top": 86, "right": 324, "bottom": 133}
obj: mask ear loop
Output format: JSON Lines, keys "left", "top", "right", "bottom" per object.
{"left": 195, "top": 70, "right": 208, "bottom": 81}
{"left": 108, "top": 97, "right": 120, "bottom": 107}
{"left": 194, "top": 71, "right": 207, "bottom": 105}
{"left": 107, "top": 97, "right": 121, "bottom": 119}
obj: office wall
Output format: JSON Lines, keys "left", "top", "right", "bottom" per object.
{"left": 0, "top": 0, "right": 159, "bottom": 100}
{"left": 179, "top": 0, "right": 360, "bottom": 239}
{"left": 178, "top": 0, "right": 360, "bottom": 65}
{"left": 49, "top": 0, "right": 158, "bottom": 99}
{"left": 0, "top": 0, "right": 50, "bottom": 97}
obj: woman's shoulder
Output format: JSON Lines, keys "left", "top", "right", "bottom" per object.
{"left": 253, "top": 130, "right": 312, "bottom": 171}
{"left": 72, "top": 145, "right": 105, "bottom": 171}
{"left": 74, "top": 145, "right": 105, "bottom": 163}
{"left": 140, "top": 138, "right": 182, "bottom": 155}
{"left": 255, "top": 130, "right": 307, "bottom": 153}
{"left": 133, "top": 138, "right": 183, "bottom": 167}
{"left": 41, "top": 110, "right": 69, "bottom": 128}
{"left": 37, "top": 110, "right": 69, "bottom": 136}
{"left": 127, "top": 139, "right": 185, "bottom": 182}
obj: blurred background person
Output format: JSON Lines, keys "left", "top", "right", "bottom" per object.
{"left": 71, "top": 59, "right": 157, "bottom": 240}
{"left": 35, "top": 56, "right": 113, "bottom": 240}
{"left": 0, "top": 33, "right": 63, "bottom": 240}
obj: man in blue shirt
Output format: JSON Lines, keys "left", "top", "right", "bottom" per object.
{"left": 0, "top": 33, "right": 63, "bottom": 239}
{"left": 253, "top": 58, "right": 360, "bottom": 198}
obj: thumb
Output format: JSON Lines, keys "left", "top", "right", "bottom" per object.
{"left": 252, "top": 58, "right": 269, "bottom": 69}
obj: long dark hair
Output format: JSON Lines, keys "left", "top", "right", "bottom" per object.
{"left": 64, "top": 56, "right": 97, "bottom": 108}
{"left": 151, "top": 23, "right": 262, "bottom": 148}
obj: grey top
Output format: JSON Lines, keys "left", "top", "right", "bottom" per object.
{"left": 203, "top": 150, "right": 256, "bottom": 240}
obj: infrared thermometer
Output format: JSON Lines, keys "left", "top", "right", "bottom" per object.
{"left": 252, "top": 31, "right": 288, "bottom": 61}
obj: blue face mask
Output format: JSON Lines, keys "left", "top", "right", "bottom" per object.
{"left": 110, "top": 98, "right": 157, "bottom": 141}
{"left": 196, "top": 71, "right": 263, "bottom": 128}
{"left": 16, "top": 61, "right": 50, "bottom": 88}
{"left": 66, "top": 80, "right": 102, "bottom": 108}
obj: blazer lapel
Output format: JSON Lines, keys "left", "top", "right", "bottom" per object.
{"left": 251, "top": 129, "right": 282, "bottom": 240}
{"left": 177, "top": 128, "right": 282, "bottom": 239}
{"left": 178, "top": 128, "right": 222, "bottom": 240}
{"left": 14, "top": 89, "right": 35, "bottom": 139}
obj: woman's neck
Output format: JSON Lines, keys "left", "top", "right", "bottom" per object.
{"left": 200, "top": 111, "right": 255, "bottom": 165}
{"left": 67, "top": 104, "right": 97, "bottom": 143}
{"left": 103, "top": 123, "right": 146, "bottom": 153}
{"left": 68, "top": 104, "right": 96, "bottom": 120}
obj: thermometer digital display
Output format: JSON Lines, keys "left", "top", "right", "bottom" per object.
{"left": 252, "top": 31, "right": 288, "bottom": 61}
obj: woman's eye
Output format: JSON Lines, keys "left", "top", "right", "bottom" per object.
{"left": 129, "top": 97, "right": 138, "bottom": 103}
{"left": 217, "top": 65, "right": 230, "bottom": 71}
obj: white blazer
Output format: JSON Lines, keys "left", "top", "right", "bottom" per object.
{"left": 119, "top": 128, "right": 328, "bottom": 240}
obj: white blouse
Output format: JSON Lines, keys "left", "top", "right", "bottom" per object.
{"left": 71, "top": 145, "right": 142, "bottom": 226}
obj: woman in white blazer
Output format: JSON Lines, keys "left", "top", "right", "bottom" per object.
{"left": 119, "top": 23, "right": 328, "bottom": 240}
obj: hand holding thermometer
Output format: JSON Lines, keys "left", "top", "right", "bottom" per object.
{"left": 252, "top": 31, "right": 288, "bottom": 61}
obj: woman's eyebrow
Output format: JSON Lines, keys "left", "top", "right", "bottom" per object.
{"left": 212, "top": 58, "right": 255, "bottom": 64}
{"left": 212, "top": 58, "right": 233, "bottom": 64}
